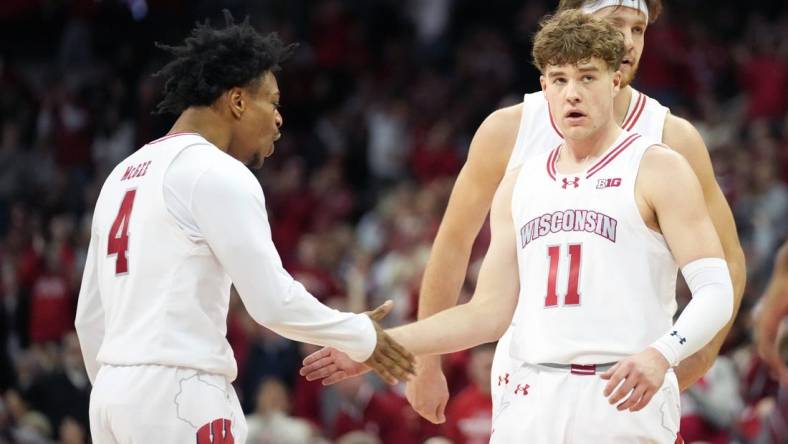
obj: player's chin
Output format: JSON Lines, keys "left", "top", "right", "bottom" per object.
{"left": 563, "top": 127, "right": 590, "bottom": 140}
{"left": 619, "top": 65, "right": 637, "bottom": 88}
{"left": 248, "top": 152, "right": 265, "bottom": 170}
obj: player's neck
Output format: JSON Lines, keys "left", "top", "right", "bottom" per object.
{"left": 562, "top": 120, "right": 622, "bottom": 166}
{"left": 168, "top": 108, "right": 232, "bottom": 152}
{"left": 613, "top": 85, "right": 634, "bottom": 126}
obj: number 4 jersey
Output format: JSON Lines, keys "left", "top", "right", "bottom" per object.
{"left": 76, "top": 133, "right": 376, "bottom": 383}
{"left": 510, "top": 129, "right": 678, "bottom": 365}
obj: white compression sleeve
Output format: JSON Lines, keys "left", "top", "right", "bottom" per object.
{"left": 650, "top": 258, "right": 734, "bottom": 367}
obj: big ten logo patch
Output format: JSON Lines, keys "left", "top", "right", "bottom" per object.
{"left": 596, "top": 178, "right": 622, "bottom": 189}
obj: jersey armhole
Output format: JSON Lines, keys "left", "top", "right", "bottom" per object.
{"left": 631, "top": 143, "right": 670, "bottom": 246}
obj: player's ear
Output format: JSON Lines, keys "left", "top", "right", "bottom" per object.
{"left": 226, "top": 87, "right": 245, "bottom": 119}
{"left": 611, "top": 70, "right": 622, "bottom": 96}
{"left": 539, "top": 75, "right": 547, "bottom": 91}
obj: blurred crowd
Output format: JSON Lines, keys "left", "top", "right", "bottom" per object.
{"left": 0, "top": 0, "right": 786, "bottom": 443}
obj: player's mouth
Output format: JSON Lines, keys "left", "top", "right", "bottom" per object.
{"left": 266, "top": 133, "right": 281, "bottom": 158}
{"left": 564, "top": 110, "right": 587, "bottom": 124}
{"left": 621, "top": 57, "right": 633, "bottom": 68}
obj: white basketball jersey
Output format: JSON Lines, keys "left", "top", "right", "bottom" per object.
{"left": 91, "top": 134, "right": 237, "bottom": 378}
{"left": 506, "top": 88, "right": 668, "bottom": 171}
{"left": 509, "top": 130, "right": 678, "bottom": 364}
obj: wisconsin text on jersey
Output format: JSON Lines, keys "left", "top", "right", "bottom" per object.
{"left": 519, "top": 209, "right": 618, "bottom": 248}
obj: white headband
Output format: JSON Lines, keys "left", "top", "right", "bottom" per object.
{"left": 580, "top": 0, "right": 649, "bottom": 22}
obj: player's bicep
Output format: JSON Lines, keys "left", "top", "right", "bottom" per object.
{"left": 436, "top": 109, "right": 519, "bottom": 244}
{"left": 189, "top": 164, "right": 291, "bottom": 297}
{"left": 643, "top": 149, "right": 724, "bottom": 267}
{"left": 663, "top": 115, "right": 741, "bottom": 257}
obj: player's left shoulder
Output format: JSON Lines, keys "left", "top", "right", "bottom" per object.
{"left": 639, "top": 143, "right": 698, "bottom": 193}
{"left": 661, "top": 113, "right": 708, "bottom": 158}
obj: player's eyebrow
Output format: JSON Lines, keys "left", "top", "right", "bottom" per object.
{"left": 546, "top": 69, "right": 567, "bottom": 78}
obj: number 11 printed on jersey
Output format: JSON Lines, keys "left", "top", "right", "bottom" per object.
{"left": 545, "top": 243, "right": 583, "bottom": 307}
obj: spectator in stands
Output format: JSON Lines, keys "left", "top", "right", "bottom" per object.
{"left": 442, "top": 343, "right": 494, "bottom": 444}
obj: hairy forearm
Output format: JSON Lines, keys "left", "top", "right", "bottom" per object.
{"left": 675, "top": 247, "right": 746, "bottom": 391}
{"left": 390, "top": 299, "right": 506, "bottom": 356}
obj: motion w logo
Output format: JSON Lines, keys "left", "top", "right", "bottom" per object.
{"left": 562, "top": 177, "right": 580, "bottom": 189}
{"left": 196, "top": 418, "right": 234, "bottom": 444}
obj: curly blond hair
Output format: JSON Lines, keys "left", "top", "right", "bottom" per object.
{"left": 532, "top": 9, "right": 626, "bottom": 74}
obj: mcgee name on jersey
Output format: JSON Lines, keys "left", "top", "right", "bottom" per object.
{"left": 519, "top": 209, "right": 618, "bottom": 248}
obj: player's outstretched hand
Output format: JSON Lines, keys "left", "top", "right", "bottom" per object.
{"left": 600, "top": 347, "right": 670, "bottom": 412}
{"left": 300, "top": 346, "right": 369, "bottom": 385}
{"left": 405, "top": 356, "right": 449, "bottom": 424}
{"left": 365, "top": 317, "right": 416, "bottom": 384}
{"left": 754, "top": 299, "right": 788, "bottom": 386}
{"left": 300, "top": 300, "right": 415, "bottom": 385}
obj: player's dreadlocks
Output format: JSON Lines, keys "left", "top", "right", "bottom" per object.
{"left": 154, "top": 10, "right": 297, "bottom": 115}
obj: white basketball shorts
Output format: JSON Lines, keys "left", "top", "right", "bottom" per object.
{"left": 491, "top": 325, "right": 521, "bottom": 420}
{"left": 491, "top": 361, "right": 681, "bottom": 443}
{"left": 89, "top": 364, "right": 247, "bottom": 444}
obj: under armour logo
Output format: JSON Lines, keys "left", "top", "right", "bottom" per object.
{"left": 670, "top": 330, "right": 687, "bottom": 345}
{"left": 514, "top": 384, "right": 529, "bottom": 395}
{"left": 562, "top": 177, "right": 580, "bottom": 189}
{"left": 498, "top": 373, "right": 510, "bottom": 386}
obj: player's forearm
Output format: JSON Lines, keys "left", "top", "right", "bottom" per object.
{"left": 74, "top": 296, "right": 104, "bottom": 384}
{"left": 417, "top": 234, "right": 474, "bottom": 320}
{"left": 239, "top": 273, "right": 376, "bottom": 362}
{"left": 74, "top": 240, "right": 103, "bottom": 384}
{"left": 675, "top": 347, "right": 714, "bottom": 391}
{"left": 675, "top": 243, "right": 746, "bottom": 391}
{"left": 389, "top": 298, "right": 507, "bottom": 356}
{"left": 722, "top": 237, "right": 747, "bottom": 322}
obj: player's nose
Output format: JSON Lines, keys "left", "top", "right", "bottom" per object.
{"left": 564, "top": 81, "right": 581, "bottom": 103}
{"left": 275, "top": 110, "right": 283, "bottom": 128}
{"left": 622, "top": 29, "right": 634, "bottom": 51}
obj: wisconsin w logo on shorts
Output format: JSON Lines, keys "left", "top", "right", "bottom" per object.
{"left": 196, "top": 418, "right": 234, "bottom": 444}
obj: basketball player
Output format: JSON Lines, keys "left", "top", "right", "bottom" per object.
{"left": 74, "top": 13, "right": 414, "bottom": 443}
{"left": 754, "top": 240, "right": 788, "bottom": 385}
{"left": 405, "top": 0, "right": 746, "bottom": 424}
{"left": 300, "top": 0, "right": 746, "bottom": 425}
{"left": 303, "top": 10, "right": 734, "bottom": 442}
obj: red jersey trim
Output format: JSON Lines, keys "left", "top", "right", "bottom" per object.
{"left": 585, "top": 133, "right": 641, "bottom": 179}
{"left": 570, "top": 364, "right": 597, "bottom": 375}
{"left": 547, "top": 102, "right": 564, "bottom": 138}
{"left": 546, "top": 144, "right": 561, "bottom": 180}
{"left": 622, "top": 92, "right": 646, "bottom": 130}
{"left": 148, "top": 132, "right": 200, "bottom": 145}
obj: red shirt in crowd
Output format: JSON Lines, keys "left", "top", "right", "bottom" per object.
{"left": 443, "top": 384, "right": 492, "bottom": 444}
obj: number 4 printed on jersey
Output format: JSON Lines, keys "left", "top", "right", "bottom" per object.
{"left": 545, "top": 244, "right": 582, "bottom": 307}
{"left": 108, "top": 190, "right": 136, "bottom": 275}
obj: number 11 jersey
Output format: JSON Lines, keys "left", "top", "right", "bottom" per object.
{"left": 509, "top": 129, "right": 678, "bottom": 365}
